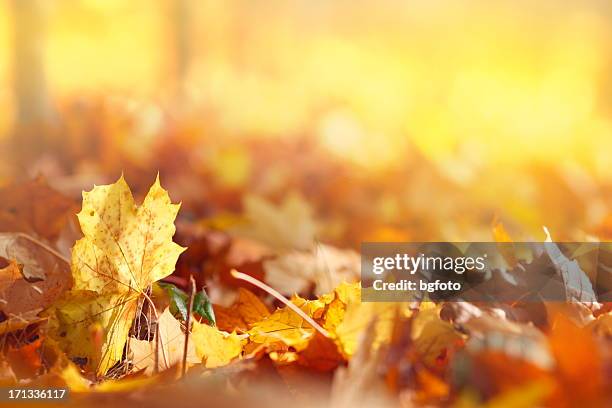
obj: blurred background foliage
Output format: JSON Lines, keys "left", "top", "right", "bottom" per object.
{"left": 1, "top": 0, "right": 612, "bottom": 244}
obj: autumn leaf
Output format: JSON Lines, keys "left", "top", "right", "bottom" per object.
{"left": 296, "top": 332, "right": 344, "bottom": 371}
{"left": 129, "top": 309, "right": 199, "bottom": 374}
{"left": 587, "top": 312, "right": 612, "bottom": 337}
{"left": 247, "top": 295, "right": 325, "bottom": 351}
{"left": 0, "top": 310, "right": 45, "bottom": 336}
{"left": 263, "top": 244, "right": 360, "bottom": 296}
{"left": 235, "top": 193, "right": 317, "bottom": 251}
{"left": 0, "top": 177, "right": 76, "bottom": 242}
{"left": 329, "top": 282, "right": 403, "bottom": 358}
{"left": 241, "top": 281, "right": 399, "bottom": 365}
{"left": 48, "top": 175, "right": 186, "bottom": 376}
{"left": 0, "top": 233, "right": 72, "bottom": 315}
{"left": 548, "top": 314, "right": 605, "bottom": 404}
{"left": 190, "top": 320, "right": 243, "bottom": 368}
{"left": 411, "top": 302, "right": 464, "bottom": 368}
{"left": 543, "top": 227, "right": 599, "bottom": 307}
{"left": 214, "top": 288, "right": 270, "bottom": 332}
{"left": 6, "top": 338, "right": 43, "bottom": 379}
{"left": 330, "top": 319, "right": 393, "bottom": 408}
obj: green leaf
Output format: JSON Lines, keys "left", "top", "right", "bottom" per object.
{"left": 193, "top": 288, "right": 216, "bottom": 326}
{"left": 159, "top": 282, "right": 189, "bottom": 321}
{"left": 159, "top": 283, "right": 216, "bottom": 326}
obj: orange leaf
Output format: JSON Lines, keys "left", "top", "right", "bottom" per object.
{"left": 548, "top": 314, "right": 604, "bottom": 404}
{"left": 214, "top": 288, "right": 271, "bottom": 332}
{"left": 7, "top": 338, "right": 43, "bottom": 379}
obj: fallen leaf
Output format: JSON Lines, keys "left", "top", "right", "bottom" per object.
{"left": 455, "top": 351, "right": 553, "bottom": 405}
{"left": 0, "top": 177, "right": 76, "bottom": 241}
{"left": 190, "top": 320, "right": 243, "bottom": 368}
{"left": 461, "top": 313, "right": 553, "bottom": 370}
{"left": 48, "top": 175, "right": 186, "bottom": 376}
{"left": 330, "top": 319, "right": 394, "bottom": 408}
{"left": 0, "top": 234, "right": 72, "bottom": 315}
{"left": 296, "top": 331, "right": 344, "bottom": 371}
{"left": 544, "top": 228, "right": 600, "bottom": 308}
{"left": 247, "top": 295, "right": 324, "bottom": 351}
{"left": 263, "top": 244, "right": 360, "bottom": 296}
{"left": 214, "top": 288, "right": 270, "bottom": 332}
{"left": 6, "top": 338, "right": 43, "bottom": 379}
{"left": 548, "top": 314, "right": 604, "bottom": 404}
{"left": 130, "top": 309, "right": 199, "bottom": 374}
{"left": 485, "top": 380, "right": 554, "bottom": 408}
{"left": 0, "top": 309, "right": 45, "bottom": 335}
{"left": 332, "top": 283, "right": 403, "bottom": 358}
{"left": 58, "top": 363, "right": 92, "bottom": 392}
{"left": 235, "top": 193, "right": 317, "bottom": 251}
{"left": 411, "top": 303, "right": 464, "bottom": 368}
{"left": 587, "top": 312, "right": 612, "bottom": 337}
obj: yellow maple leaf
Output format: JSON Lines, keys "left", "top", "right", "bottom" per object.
{"left": 247, "top": 295, "right": 325, "bottom": 351}
{"left": 331, "top": 283, "right": 403, "bottom": 357}
{"left": 49, "top": 175, "right": 186, "bottom": 376}
{"left": 190, "top": 321, "right": 243, "bottom": 368}
{"left": 244, "top": 282, "right": 401, "bottom": 360}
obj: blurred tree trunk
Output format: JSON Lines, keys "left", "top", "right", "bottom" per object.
{"left": 10, "top": 0, "right": 53, "bottom": 160}
{"left": 170, "top": 0, "right": 192, "bottom": 100}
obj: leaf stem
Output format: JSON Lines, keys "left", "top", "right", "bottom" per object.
{"left": 182, "top": 275, "right": 196, "bottom": 378}
{"left": 142, "top": 290, "right": 169, "bottom": 372}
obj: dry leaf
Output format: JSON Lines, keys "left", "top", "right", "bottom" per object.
{"left": 0, "top": 177, "right": 76, "bottom": 241}
{"left": 587, "top": 312, "right": 612, "bottom": 337}
{"left": 190, "top": 320, "right": 243, "bottom": 368}
{"left": 263, "top": 244, "right": 359, "bottom": 296}
{"left": 235, "top": 193, "right": 317, "bottom": 251}
{"left": 130, "top": 309, "right": 198, "bottom": 374}
{"left": 332, "top": 283, "right": 403, "bottom": 358}
{"left": 411, "top": 303, "right": 464, "bottom": 368}
{"left": 6, "top": 338, "right": 43, "bottom": 379}
{"left": 247, "top": 295, "right": 324, "bottom": 351}
{"left": 548, "top": 314, "right": 604, "bottom": 404}
{"left": 213, "top": 288, "right": 270, "bottom": 332}
{"left": 0, "top": 309, "right": 45, "bottom": 336}
{"left": 330, "top": 319, "right": 394, "bottom": 408}
{"left": 544, "top": 227, "right": 600, "bottom": 308}
{"left": 48, "top": 175, "right": 186, "bottom": 376}
{"left": 0, "top": 234, "right": 72, "bottom": 315}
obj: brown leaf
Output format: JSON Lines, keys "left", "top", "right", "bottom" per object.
{"left": 0, "top": 177, "right": 76, "bottom": 241}
{"left": 0, "top": 234, "right": 72, "bottom": 315}
{"left": 130, "top": 309, "right": 199, "bottom": 375}
{"left": 0, "top": 309, "right": 46, "bottom": 336}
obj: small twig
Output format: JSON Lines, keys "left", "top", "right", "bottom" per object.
{"left": 182, "top": 275, "right": 196, "bottom": 378}
{"left": 142, "top": 290, "right": 168, "bottom": 373}
{"left": 15, "top": 232, "right": 71, "bottom": 264}
{"left": 154, "top": 325, "right": 159, "bottom": 374}
{"left": 230, "top": 269, "right": 331, "bottom": 338}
